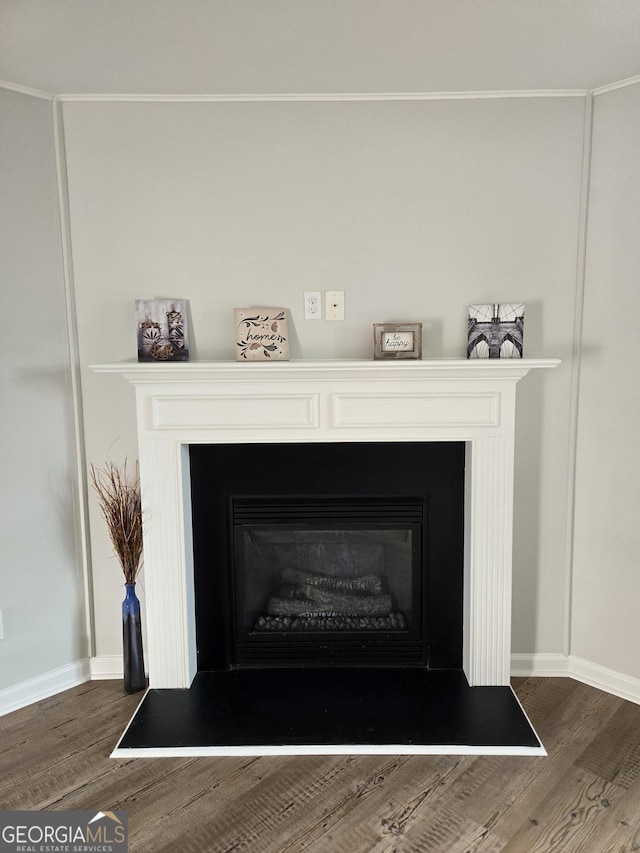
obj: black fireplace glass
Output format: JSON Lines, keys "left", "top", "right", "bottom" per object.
{"left": 231, "top": 497, "right": 425, "bottom": 667}
{"left": 238, "top": 526, "right": 416, "bottom": 635}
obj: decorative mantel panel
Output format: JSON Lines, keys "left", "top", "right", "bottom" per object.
{"left": 92, "top": 359, "right": 559, "bottom": 689}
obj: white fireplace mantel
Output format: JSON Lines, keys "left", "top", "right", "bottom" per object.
{"left": 93, "top": 358, "right": 559, "bottom": 689}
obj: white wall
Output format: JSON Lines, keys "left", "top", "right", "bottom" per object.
{"left": 61, "top": 95, "right": 586, "bottom": 661}
{"left": 571, "top": 82, "right": 640, "bottom": 678}
{"left": 0, "top": 87, "right": 88, "bottom": 698}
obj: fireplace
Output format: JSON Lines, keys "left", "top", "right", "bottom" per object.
{"left": 93, "top": 358, "right": 558, "bottom": 755}
{"left": 93, "top": 358, "right": 559, "bottom": 690}
{"left": 189, "top": 442, "right": 464, "bottom": 672}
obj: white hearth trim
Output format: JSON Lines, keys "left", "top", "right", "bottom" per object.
{"left": 93, "top": 359, "right": 559, "bottom": 690}
{"left": 112, "top": 743, "right": 546, "bottom": 757}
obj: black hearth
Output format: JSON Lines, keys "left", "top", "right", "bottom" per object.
{"left": 189, "top": 441, "right": 464, "bottom": 674}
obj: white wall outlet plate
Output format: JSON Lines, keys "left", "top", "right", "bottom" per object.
{"left": 304, "top": 292, "right": 322, "bottom": 319}
{"left": 325, "top": 290, "right": 345, "bottom": 321}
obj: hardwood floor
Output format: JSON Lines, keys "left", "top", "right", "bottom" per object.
{"left": 1, "top": 676, "right": 639, "bottom": 852}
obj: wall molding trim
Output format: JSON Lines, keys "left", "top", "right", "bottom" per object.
{"left": 511, "top": 653, "right": 640, "bottom": 706}
{"left": 57, "top": 89, "right": 589, "bottom": 104}
{"left": 0, "top": 659, "right": 91, "bottom": 717}
{"left": 0, "top": 79, "right": 54, "bottom": 100}
{"left": 562, "top": 91, "right": 594, "bottom": 656}
{"left": 52, "top": 97, "right": 95, "bottom": 659}
{"left": 6, "top": 76, "right": 638, "bottom": 104}
{"left": 592, "top": 74, "right": 640, "bottom": 97}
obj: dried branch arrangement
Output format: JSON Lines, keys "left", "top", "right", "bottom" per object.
{"left": 90, "top": 460, "right": 143, "bottom": 585}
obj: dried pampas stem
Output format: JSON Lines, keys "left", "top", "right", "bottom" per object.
{"left": 90, "top": 459, "right": 143, "bottom": 585}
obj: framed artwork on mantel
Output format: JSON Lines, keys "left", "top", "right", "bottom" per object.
{"left": 373, "top": 323, "right": 422, "bottom": 360}
{"left": 234, "top": 308, "right": 290, "bottom": 361}
{"left": 135, "top": 298, "right": 189, "bottom": 362}
{"left": 467, "top": 303, "right": 525, "bottom": 359}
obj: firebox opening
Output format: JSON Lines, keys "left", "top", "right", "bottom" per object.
{"left": 232, "top": 497, "right": 425, "bottom": 667}
{"left": 190, "top": 442, "right": 465, "bottom": 674}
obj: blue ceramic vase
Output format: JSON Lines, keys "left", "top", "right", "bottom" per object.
{"left": 122, "top": 583, "right": 146, "bottom": 694}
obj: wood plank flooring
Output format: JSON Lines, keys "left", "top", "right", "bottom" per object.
{"left": 1, "top": 677, "right": 639, "bottom": 852}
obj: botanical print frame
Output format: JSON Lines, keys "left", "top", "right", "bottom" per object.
{"left": 373, "top": 323, "right": 422, "bottom": 360}
{"left": 467, "top": 304, "right": 525, "bottom": 359}
{"left": 234, "top": 308, "right": 290, "bottom": 361}
{"left": 135, "top": 299, "right": 189, "bottom": 362}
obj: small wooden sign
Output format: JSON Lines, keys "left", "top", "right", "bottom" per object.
{"left": 373, "top": 323, "right": 422, "bottom": 360}
{"left": 234, "top": 308, "right": 290, "bottom": 361}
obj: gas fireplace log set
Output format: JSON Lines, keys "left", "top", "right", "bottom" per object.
{"left": 257, "top": 567, "right": 407, "bottom": 632}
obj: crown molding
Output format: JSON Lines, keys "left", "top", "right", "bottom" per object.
{"left": 592, "top": 74, "right": 640, "bottom": 97}
{"left": 0, "top": 78, "right": 54, "bottom": 100}
{"left": 5, "top": 78, "right": 639, "bottom": 103}
{"left": 57, "top": 89, "right": 588, "bottom": 104}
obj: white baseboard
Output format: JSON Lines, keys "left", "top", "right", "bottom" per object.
{"left": 89, "top": 655, "right": 149, "bottom": 680}
{"left": 510, "top": 653, "right": 570, "bottom": 677}
{"left": 94, "top": 652, "right": 640, "bottom": 706}
{"left": 0, "top": 659, "right": 91, "bottom": 717}
{"left": 511, "top": 653, "right": 640, "bottom": 706}
{"left": 569, "top": 656, "right": 640, "bottom": 706}
{"left": 90, "top": 654, "right": 124, "bottom": 679}
{"left": 3, "top": 654, "right": 638, "bottom": 716}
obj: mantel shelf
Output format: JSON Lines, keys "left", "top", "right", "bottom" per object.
{"left": 91, "top": 357, "right": 560, "bottom": 384}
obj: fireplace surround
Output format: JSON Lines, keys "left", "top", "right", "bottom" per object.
{"left": 94, "top": 359, "right": 559, "bottom": 758}
{"left": 94, "top": 358, "right": 558, "bottom": 686}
